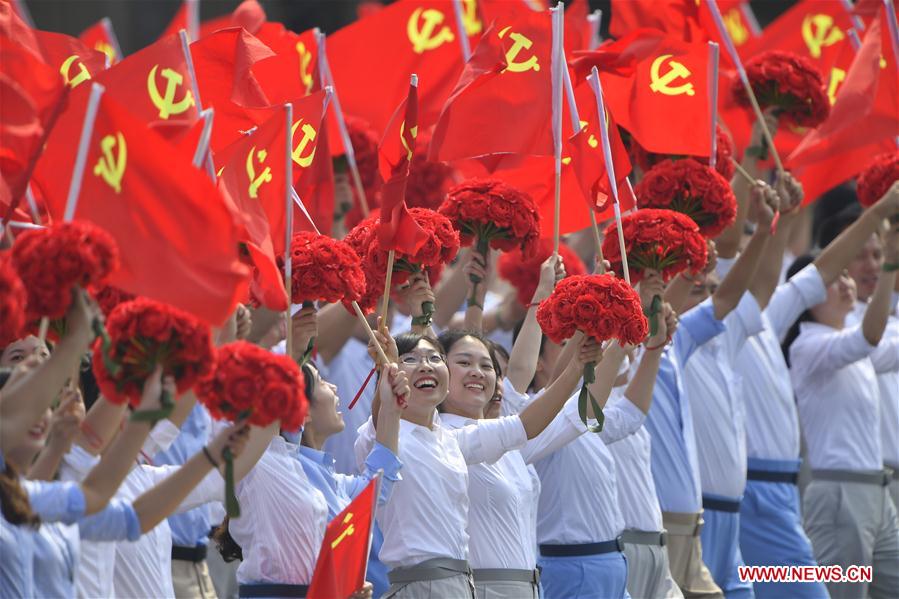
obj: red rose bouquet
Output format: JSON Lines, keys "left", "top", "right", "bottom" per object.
{"left": 536, "top": 274, "right": 648, "bottom": 430}
{"left": 631, "top": 126, "right": 735, "bottom": 181}
{"left": 634, "top": 158, "right": 737, "bottom": 238}
{"left": 11, "top": 221, "right": 119, "bottom": 339}
{"left": 0, "top": 253, "right": 27, "bottom": 347}
{"left": 92, "top": 298, "right": 214, "bottom": 422}
{"left": 346, "top": 208, "right": 460, "bottom": 324}
{"left": 856, "top": 151, "right": 899, "bottom": 208}
{"left": 196, "top": 340, "right": 308, "bottom": 516}
{"left": 439, "top": 178, "right": 540, "bottom": 306}
{"left": 732, "top": 51, "right": 829, "bottom": 128}
{"left": 498, "top": 239, "right": 587, "bottom": 306}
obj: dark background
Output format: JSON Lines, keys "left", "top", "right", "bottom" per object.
{"left": 20, "top": 0, "right": 795, "bottom": 54}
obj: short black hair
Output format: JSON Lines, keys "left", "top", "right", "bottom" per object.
{"left": 817, "top": 203, "right": 862, "bottom": 250}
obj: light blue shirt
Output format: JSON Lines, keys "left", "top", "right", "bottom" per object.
{"left": 294, "top": 442, "right": 402, "bottom": 599}
{"left": 644, "top": 299, "right": 725, "bottom": 513}
{"left": 154, "top": 403, "right": 213, "bottom": 547}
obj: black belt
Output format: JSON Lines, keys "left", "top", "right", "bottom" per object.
{"left": 239, "top": 583, "right": 308, "bottom": 598}
{"left": 171, "top": 544, "right": 207, "bottom": 562}
{"left": 748, "top": 469, "right": 799, "bottom": 485}
{"left": 702, "top": 496, "right": 741, "bottom": 513}
{"left": 539, "top": 537, "right": 624, "bottom": 557}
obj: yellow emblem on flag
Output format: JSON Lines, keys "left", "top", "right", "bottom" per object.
{"left": 498, "top": 27, "right": 540, "bottom": 73}
{"left": 649, "top": 54, "right": 695, "bottom": 97}
{"left": 291, "top": 119, "right": 318, "bottom": 168}
{"left": 95, "top": 41, "right": 116, "bottom": 64}
{"left": 246, "top": 146, "right": 272, "bottom": 198}
{"left": 60, "top": 55, "right": 92, "bottom": 89}
{"left": 296, "top": 41, "right": 314, "bottom": 95}
{"left": 93, "top": 132, "right": 127, "bottom": 193}
{"left": 724, "top": 9, "right": 749, "bottom": 46}
{"left": 147, "top": 65, "right": 195, "bottom": 119}
{"left": 400, "top": 120, "right": 419, "bottom": 161}
{"left": 461, "top": 0, "right": 482, "bottom": 36}
{"left": 331, "top": 512, "right": 355, "bottom": 549}
{"left": 826, "top": 67, "right": 846, "bottom": 105}
{"left": 407, "top": 7, "right": 455, "bottom": 54}
{"left": 801, "top": 14, "right": 845, "bottom": 59}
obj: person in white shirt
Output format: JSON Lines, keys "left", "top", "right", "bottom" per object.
{"left": 354, "top": 321, "right": 603, "bottom": 599}
{"left": 784, "top": 181, "right": 899, "bottom": 599}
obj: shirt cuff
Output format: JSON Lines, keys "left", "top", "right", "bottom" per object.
{"left": 890, "top": 291, "right": 899, "bottom": 313}
{"left": 66, "top": 483, "right": 87, "bottom": 522}
{"left": 716, "top": 256, "right": 736, "bottom": 279}
{"left": 140, "top": 418, "right": 181, "bottom": 460}
{"left": 62, "top": 445, "right": 100, "bottom": 482}
{"left": 365, "top": 442, "right": 403, "bottom": 483}
{"left": 793, "top": 264, "right": 828, "bottom": 309}
{"left": 730, "top": 292, "right": 764, "bottom": 338}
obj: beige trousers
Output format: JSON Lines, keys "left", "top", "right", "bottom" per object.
{"left": 474, "top": 579, "right": 538, "bottom": 599}
{"left": 171, "top": 559, "right": 218, "bottom": 599}
{"left": 623, "top": 538, "right": 684, "bottom": 599}
{"left": 383, "top": 572, "right": 475, "bottom": 599}
{"left": 662, "top": 511, "right": 723, "bottom": 599}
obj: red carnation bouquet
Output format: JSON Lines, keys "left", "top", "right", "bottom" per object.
{"left": 345, "top": 208, "right": 460, "bottom": 324}
{"left": 278, "top": 231, "right": 366, "bottom": 362}
{"left": 92, "top": 298, "right": 214, "bottom": 422}
{"left": 631, "top": 125, "right": 735, "bottom": 181}
{"left": 732, "top": 51, "right": 829, "bottom": 129}
{"left": 196, "top": 341, "right": 308, "bottom": 516}
{"left": 11, "top": 221, "right": 119, "bottom": 340}
{"left": 536, "top": 274, "right": 648, "bottom": 431}
{"left": 856, "top": 151, "right": 899, "bottom": 208}
{"left": 406, "top": 131, "right": 454, "bottom": 210}
{"left": 0, "top": 252, "right": 27, "bottom": 347}
{"left": 603, "top": 209, "right": 708, "bottom": 335}
{"left": 439, "top": 178, "right": 540, "bottom": 307}
{"left": 498, "top": 239, "right": 587, "bottom": 306}
{"left": 635, "top": 158, "right": 737, "bottom": 238}
{"left": 91, "top": 285, "right": 136, "bottom": 317}
{"left": 342, "top": 117, "right": 382, "bottom": 228}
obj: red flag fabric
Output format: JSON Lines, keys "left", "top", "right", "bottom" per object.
{"left": 610, "top": 0, "right": 707, "bottom": 42}
{"left": 430, "top": 11, "right": 554, "bottom": 162}
{"left": 79, "top": 18, "right": 121, "bottom": 65}
{"left": 31, "top": 87, "right": 250, "bottom": 324}
{"left": 307, "top": 477, "right": 379, "bottom": 599}
{"left": 198, "top": 0, "right": 267, "bottom": 39}
{"left": 94, "top": 33, "right": 200, "bottom": 126}
{"left": 327, "top": 0, "right": 475, "bottom": 135}
{"left": 161, "top": 0, "right": 197, "bottom": 43}
{"left": 286, "top": 91, "right": 333, "bottom": 235}
{"left": 249, "top": 27, "right": 318, "bottom": 104}
{"left": 32, "top": 30, "right": 107, "bottom": 90}
{"left": 573, "top": 29, "right": 712, "bottom": 158}
{"left": 377, "top": 80, "right": 428, "bottom": 253}
{"left": 787, "top": 13, "right": 899, "bottom": 203}
{"left": 189, "top": 28, "right": 277, "bottom": 152}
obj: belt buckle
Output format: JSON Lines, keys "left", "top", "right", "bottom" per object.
{"left": 532, "top": 569, "right": 540, "bottom": 585}
{"left": 659, "top": 531, "right": 667, "bottom": 547}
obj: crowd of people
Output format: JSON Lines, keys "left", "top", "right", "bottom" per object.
{"left": 2, "top": 1, "right": 899, "bottom": 599}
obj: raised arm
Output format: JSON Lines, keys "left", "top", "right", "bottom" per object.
{"left": 463, "top": 250, "right": 489, "bottom": 332}
{"left": 27, "top": 389, "right": 85, "bottom": 481}
{"left": 626, "top": 303, "right": 677, "bottom": 414}
{"left": 748, "top": 174, "right": 803, "bottom": 309}
{"left": 374, "top": 363, "right": 408, "bottom": 455}
{"left": 862, "top": 223, "right": 899, "bottom": 346}
{"left": 433, "top": 252, "right": 470, "bottom": 329}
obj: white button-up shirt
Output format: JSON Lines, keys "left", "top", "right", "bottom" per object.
{"left": 355, "top": 413, "right": 527, "bottom": 569}
{"left": 791, "top": 322, "right": 881, "bottom": 471}
{"left": 232, "top": 436, "right": 330, "bottom": 585}
{"left": 687, "top": 293, "right": 763, "bottom": 499}
{"left": 847, "top": 297, "right": 899, "bottom": 468}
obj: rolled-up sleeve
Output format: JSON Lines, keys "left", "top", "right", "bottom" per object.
{"left": 768, "top": 264, "right": 827, "bottom": 342}
{"left": 453, "top": 415, "right": 527, "bottom": 465}
{"left": 600, "top": 395, "right": 646, "bottom": 445}
{"left": 723, "top": 292, "right": 764, "bottom": 361}
{"left": 77, "top": 498, "right": 141, "bottom": 542}
{"left": 676, "top": 299, "right": 726, "bottom": 365}
{"left": 791, "top": 325, "right": 876, "bottom": 377}
{"left": 139, "top": 419, "right": 181, "bottom": 461}
{"left": 519, "top": 395, "right": 584, "bottom": 464}
{"left": 23, "top": 480, "right": 86, "bottom": 524}
{"left": 354, "top": 418, "right": 377, "bottom": 472}
{"left": 360, "top": 443, "right": 404, "bottom": 505}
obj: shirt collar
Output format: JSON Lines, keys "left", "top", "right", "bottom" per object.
{"left": 297, "top": 445, "right": 335, "bottom": 469}
{"left": 440, "top": 413, "right": 478, "bottom": 429}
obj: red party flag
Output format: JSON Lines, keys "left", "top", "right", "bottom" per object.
{"left": 430, "top": 10, "right": 554, "bottom": 161}
{"left": 79, "top": 18, "right": 122, "bottom": 65}
{"left": 198, "top": 0, "right": 267, "bottom": 39}
{"left": 572, "top": 29, "right": 712, "bottom": 158}
{"left": 32, "top": 29, "right": 107, "bottom": 90}
{"left": 610, "top": 0, "right": 707, "bottom": 42}
{"left": 31, "top": 86, "right": 250, "bottom": 324}
{"left": 94, "top": 33, "right": 200, "bottom": 126}
{"left": 307, "top": 476, "right": 380, "bottom": 599}
{"left": 161, "top": 0, "right": 198, "bottom": 42}
{"left": 326, "top": 0, "right": 474, "bottom": 135}
{"left": 378, "top": 78, "right": 428, "bottom": 253}
{"left": 787, "top": 12, "right": 899, "bottom": 204}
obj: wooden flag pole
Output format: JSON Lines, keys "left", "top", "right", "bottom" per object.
{"left": 588, "top": 68, "right": 630, "bottom": 284}
{"left": 550, "top": 4, "right": 565, "bottom": 255}
{"left": 708, "top": 42, "right": 720, "bottom": 171}
{"left": 283, "top": 104, "right": 296, "bottom": 362}
{"left": 705, "top": 0, "right": 784, "bottom": 177}
{"left": 317, "top": 31, "right": 371, "bottom": 216}
{"left": 380, "top": 250, "right": 396, "bottom": 331}
{"left": 730, "top": 157, "right": 757, "bottom": 186}
{"left": 351, "top": 302, "right": 390, "bottom": 365}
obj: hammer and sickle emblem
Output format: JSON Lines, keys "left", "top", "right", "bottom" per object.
{"left": 802, "top": 14, "right": 844, "bottom": 59}
{"left": 245, "top": 146, "right": 272, "bottom": 199}
{"left": 331, "top": 512, "right": 355, "bottom": 549}
{"left": 60, "top": 55, "right": 91, "bottom": 89}
{"left": 93, "top": 132, "right": 127, "bottom": 193}
{"left": 407, "top": 7, "right": 455, "bottom": 54}
{"left": 147, "top": 65, "right": 195, "bottom": 120}
{"left": 95, "top": 42, "right": 116, "bottom": 64}
{"left": 498, "top": 27, "right": 540, "bottom": 73}
{"left": 291, "top": 120, "right": 317, "bottom": 168}
{"left": 461, "top": 0, "right": 482, "bottom": 36}
{"left": 400, "top": 120, "right": 419, "bottom": 161}
{"left": 296, "top": 41, "right": 314, "bottom": 94}
{"left": 649, "top": 54, "right": 695, "bottom": 96}
{"left": 723, "top": 9, "right": 749, "bottom": 46}
{"left": 578, "top": 120, "right": 599, "bottom": 149}
{"left": 826, "top": 67, "right": 846, "bottom": 105}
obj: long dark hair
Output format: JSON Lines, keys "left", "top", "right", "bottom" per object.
{"left": 0, "top": 368, "right": 41, "bottom": 528}
{"left": 781, "top": 254, "right": 817, "bottom": 367}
